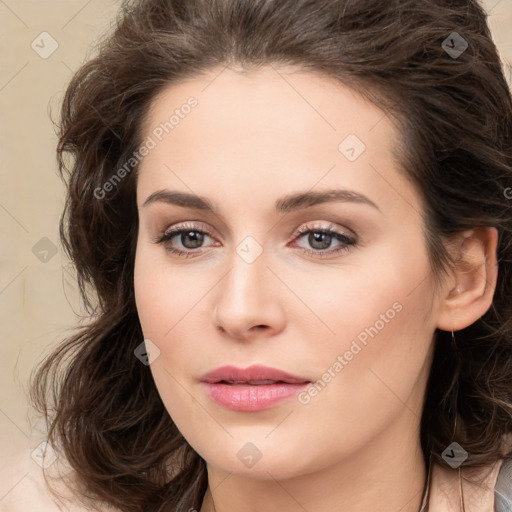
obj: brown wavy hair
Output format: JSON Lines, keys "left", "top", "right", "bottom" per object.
{"left": 31, "top": 0, "right": 512, "bottom": 510}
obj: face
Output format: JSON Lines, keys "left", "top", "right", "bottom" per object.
{"left": 134, "top": 65, "right": 443, "bottom": 479}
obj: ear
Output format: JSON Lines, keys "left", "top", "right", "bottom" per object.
{"left": 436, "top": 227, "right": 499, "bottom": 331}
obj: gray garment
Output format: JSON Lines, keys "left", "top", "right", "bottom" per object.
{"left": 495, "top": 456, "right": 512, "bottom": 512}
{"left": 419, "top": 456, "right": 512, "bottom": 512}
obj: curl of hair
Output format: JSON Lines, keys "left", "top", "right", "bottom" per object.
{"left": 31, "top": 0, "right": 512, "bottom": 510}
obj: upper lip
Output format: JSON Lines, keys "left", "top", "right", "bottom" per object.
{"left": 200, "top": 365, "right": 311, "bottom": 384}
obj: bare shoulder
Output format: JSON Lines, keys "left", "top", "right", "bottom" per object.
{"left": 0, "top": 446, "right": 118, "bottom": 512}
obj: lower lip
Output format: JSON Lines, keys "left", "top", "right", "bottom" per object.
{"left": 202, "top": 382, "right": 309, "bottom": 411}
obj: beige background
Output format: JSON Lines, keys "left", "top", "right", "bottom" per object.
{"left": 0, "top": 0, "right": 511, "bottom": 506}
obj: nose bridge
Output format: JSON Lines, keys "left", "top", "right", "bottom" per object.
{"left": 214, "top": 233, "right": 283, "bottom": 335}
{"left": 222, "top": 234, "right": 269, "bottom": 311}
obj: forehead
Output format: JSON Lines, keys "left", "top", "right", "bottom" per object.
{"left": 136, "top": 65, "right": 421, "bottom": 219}
{"left": 143, "top": 65, "right": 398, "bottom": 150}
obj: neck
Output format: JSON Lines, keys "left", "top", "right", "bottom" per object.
{"left": 199, "top": 412, "right": 428, "bottom": 512}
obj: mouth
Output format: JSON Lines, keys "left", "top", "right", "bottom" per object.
{"left": 200, "top": 365, "right": 311, "bottom": 411}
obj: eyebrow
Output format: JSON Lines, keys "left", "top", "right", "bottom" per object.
{"left": 142, "top": 188, "right": 380, "bottom": 213}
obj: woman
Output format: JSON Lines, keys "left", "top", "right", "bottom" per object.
{"left": 25, "top": 0, "right": 512, "bottom": 511}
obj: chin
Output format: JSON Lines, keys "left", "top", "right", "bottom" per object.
{"left": 191, "top": 432, "right": 325, "bottom": 480}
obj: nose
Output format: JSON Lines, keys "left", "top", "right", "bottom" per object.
{"left": 213, "top": 242, "right": 286, "bottom": 341}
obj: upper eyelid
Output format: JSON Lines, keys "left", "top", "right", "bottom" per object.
{"left": 163, "top": 221, "right": 212, "bottom": 234}
{"left": 295, "top": 222, "right": 354, "bottom": 237}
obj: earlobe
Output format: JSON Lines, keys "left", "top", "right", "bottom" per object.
{"left": 436, "top": 227, "right": 499, "bottom": 331}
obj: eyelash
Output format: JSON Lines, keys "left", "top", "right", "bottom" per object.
{"left": 151, "top": 222, "right": 357, "bottom": 259}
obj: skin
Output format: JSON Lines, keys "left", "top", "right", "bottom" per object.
{"left": 133, "top": 65, "right": 498, "bottom": 512}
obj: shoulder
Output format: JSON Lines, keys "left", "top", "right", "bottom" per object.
{"left": 0, "top": 445, "right": 117, "bottom": 512}
{"left": 429, "top": 456, "right": 512, "bottom": 512}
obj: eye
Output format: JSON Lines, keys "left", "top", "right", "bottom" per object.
{"left": 151, "top": 222, "right": 218, "bottom": 258}
{"left": 290, "top": 223, "right": 356, "bottom": 258}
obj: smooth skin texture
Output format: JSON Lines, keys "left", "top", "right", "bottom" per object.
{"left": 133, "top": 65, "right": 498, "bottom": 512}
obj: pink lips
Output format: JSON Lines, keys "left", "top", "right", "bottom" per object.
{"left": 200, "top": 365, "right": 311, "bottom": 411}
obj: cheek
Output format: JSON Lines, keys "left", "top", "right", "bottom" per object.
{"left": 133, "top": 243, "right": 218, "bottom": 401}
{"left": 134, "top": 242, "right": 207, "bottom": 339}
{"left": 133, "top": 249, "right": 207, "bottom": 427}
{"left": 296, "top": 255, "right": 435, "bottom": 437}
{"left": 292, "top": 234, "right": 434, "bottom": 381}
